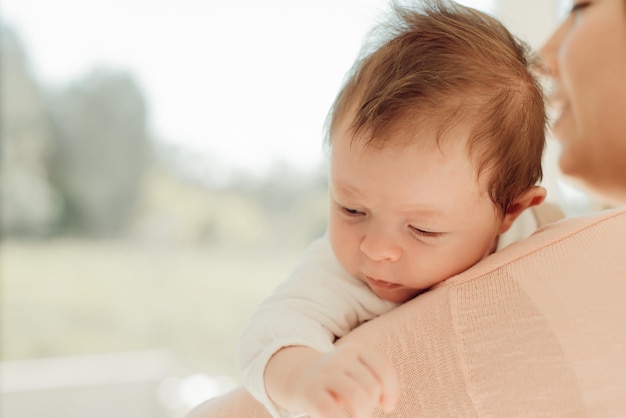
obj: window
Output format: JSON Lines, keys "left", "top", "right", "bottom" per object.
{"left": 1, "top": 1, "right": 578, "bottom": 416}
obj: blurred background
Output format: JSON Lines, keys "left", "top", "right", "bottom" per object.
{"left": 0, "top": 0, "right": 601, "bottom": 417}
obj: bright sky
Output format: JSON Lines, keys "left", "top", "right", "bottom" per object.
{"left": 1, "top": 0, "right": 494, "bottom": 177}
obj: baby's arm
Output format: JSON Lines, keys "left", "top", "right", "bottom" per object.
{"left": 237, "top": 235, "right": 398, "bottom": 417}
{"left": 264, "top": 343, "right": 398, "bottom": 418}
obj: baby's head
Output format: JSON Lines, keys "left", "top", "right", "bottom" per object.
{"left": 326, "top": 0, "right": 547, "bottom": 303}
{"left": 327, "top": 0, "right": 546, "bottom": 216}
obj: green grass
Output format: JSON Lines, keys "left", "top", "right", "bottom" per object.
{"left": 1, "top": 239, "right": 304, "bottom": 382}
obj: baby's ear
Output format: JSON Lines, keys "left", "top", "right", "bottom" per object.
{"left": 499, "top": 186, "right": 547, "bottom": 234}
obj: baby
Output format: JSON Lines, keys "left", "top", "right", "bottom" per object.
{"left": 238, "top": 1, "right": 547, "bottom": 417}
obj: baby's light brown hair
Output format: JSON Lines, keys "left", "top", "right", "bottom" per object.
{"left": 326, "top": 0, "right": 546, "bottom": 216}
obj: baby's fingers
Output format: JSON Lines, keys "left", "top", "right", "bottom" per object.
{"left": 357, "top": 345, "right": 400, "bottom": 412}
{"left": 300, "top": 389, "right": 346, "bottom": 418}
{"left": 328, "top": 372, "right": 378, "bottom": 418}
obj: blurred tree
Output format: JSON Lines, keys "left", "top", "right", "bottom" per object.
{"left": 231, "top": 162, "right": 329, "bottom": 248}
{"left": 49, "top": 70, "right": 151, "bottom": 236}
{"left": 0, "top": 26, "right": 61, "bottom": 236}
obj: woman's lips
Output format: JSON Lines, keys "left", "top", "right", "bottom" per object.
{"left": 547, "top": 94, "right": 565, "bottom": 117}
{"left": 551, "top": 103, "right": 571, "bottom": 136}
{"left": 547, "top": 91, "right": 569, "bottom": 127}
{"left": 366, "top": 276, "right": 401, "bottom": 289}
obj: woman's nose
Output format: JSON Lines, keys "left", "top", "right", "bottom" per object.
{"left": 539, "top": 45, "right": 558, "bottom": 79}
{"left": 539, "top": 20, "right": 567, "bottom": 79}
{"left": 359, "top": 227, "right": 402, "bottom": 262}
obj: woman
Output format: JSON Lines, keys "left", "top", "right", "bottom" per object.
{"left": 189, "top": 1, "right": 626, "bottom": 416}
{"left": 540, "top": 0, "right": 626, "bottom": 204}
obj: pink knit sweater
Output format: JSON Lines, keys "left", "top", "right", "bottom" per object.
{"left": 190, "top": 207, "right": 626, "bottom": 417}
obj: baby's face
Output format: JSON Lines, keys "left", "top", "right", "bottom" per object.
{"left": 328, "top": 121, "right": 505, "bottom": 303}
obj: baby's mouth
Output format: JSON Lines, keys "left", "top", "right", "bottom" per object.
{"left": 366, "top": 276, "right": 401, "bottom": 289}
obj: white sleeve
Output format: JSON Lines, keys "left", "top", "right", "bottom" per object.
{"left": 237, "top": 234, "right": 398, "bottom": 417}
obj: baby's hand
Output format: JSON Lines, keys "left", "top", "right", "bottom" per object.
{"left": 267, "top": 343, "right": 399, "bottom": 418}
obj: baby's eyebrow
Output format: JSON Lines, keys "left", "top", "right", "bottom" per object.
{"left": 403, "top": 206, "right": 447, "bottom": 220}
{"left": 332, "top": 182, "right": 449, "bottom": 219}
{"left": 331, "top": 182, "right": 364, "bottom": 199}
